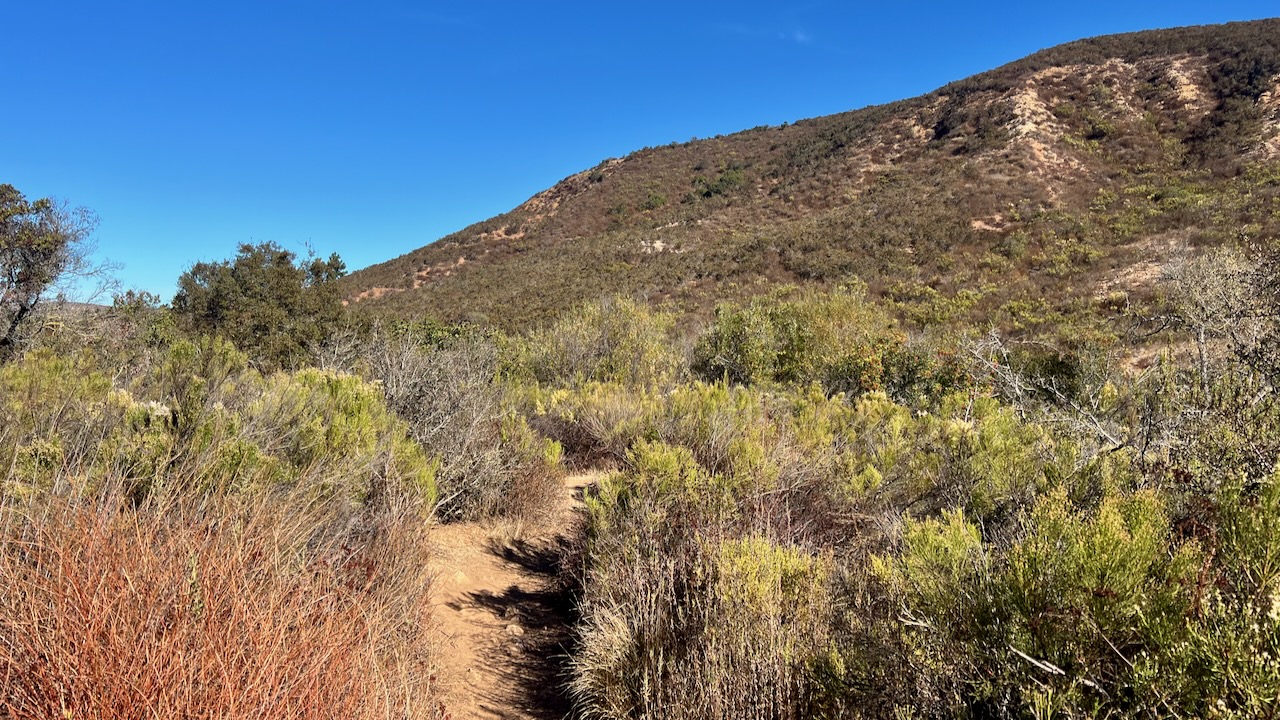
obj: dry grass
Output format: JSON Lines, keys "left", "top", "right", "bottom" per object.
{"left": 0, "top": 483, "right": 443, "bottom": 720}
{"left": 321, "top": 327, "right": 564, "bottom": 522}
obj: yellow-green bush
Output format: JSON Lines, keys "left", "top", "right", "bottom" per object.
{"left": 785, "top": 390, "right": 1064, "bottom": 527}
{"left": 563, "top": 375, "right": 1253, "bottom": 718}
{"left": 858, "top": 475, "right": 1203, "bottom": 717}
{"left": 530, "top": 379, "right": 786, "bottom": 487}
{"left": 1143, "top": 473, "right": 1280, "bottom": 717}
{"left": 0, "top": 349, "right": 138, "bottom": 496}
{"left": 572, "top": 442, "right": 836, "bottom": 720}
{"left": 0, "top": 338, "right": 437, "bottom": 507}
{"left": 662, "top": 382, "right": 782, "bottom": 483}
{"left": 529, "top": 381, "right": 664, "bottom": 461}
{"left": 0, "top": 350, "right": 123, "bottom": 450}
{"left": 693, "top": 285, "right": 898, "bottom": 393}
{"left": 241, "top": 368, "right": 439, "bottom": 501}
{"left": 507, "top": 296, "right": 682, "bottom": 388}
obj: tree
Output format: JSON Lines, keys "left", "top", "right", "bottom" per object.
{"left": 172, "top": 242, "right": 347, "bottom": 369}
{"left": 0, "top": 184, "right": 107, "bottom": 361}
{"left": 1160, "top": 248, "right": 1261, "bottom": 394}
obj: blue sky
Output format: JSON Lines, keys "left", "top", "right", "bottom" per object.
{"left": 3, "top": 1, "right": 1277, "bottom": 299}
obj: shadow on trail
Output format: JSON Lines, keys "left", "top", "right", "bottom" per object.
{"left": 457, "top": 534, "right": 582, "bottom": 719}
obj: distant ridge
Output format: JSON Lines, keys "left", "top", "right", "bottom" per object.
{"left": 341, "top": 19, "right": 1280, "bottom": 334}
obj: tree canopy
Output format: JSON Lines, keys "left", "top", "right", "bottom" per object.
{"left": 0, "top": 184, "right": 102, "bottom": 361}
{"left": 172, "top": 242, "right": 346, "bottom": 369}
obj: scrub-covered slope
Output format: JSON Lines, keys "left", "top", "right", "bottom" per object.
{"left": 342, "top": 19, "right": 1280, "bottom": 332}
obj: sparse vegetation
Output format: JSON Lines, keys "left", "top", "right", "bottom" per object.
{"left": 321, "top": 322, "right": 563, "bottom": 521}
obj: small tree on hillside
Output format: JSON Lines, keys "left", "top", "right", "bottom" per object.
{"left": 1157, "top": 249, "right": 1260, "bottom": 394}
{"left": 0, "top": 184, "right": 109, "bottom": 362}
{"left": 172, "top": 242, "right": 346, "bottom": 369}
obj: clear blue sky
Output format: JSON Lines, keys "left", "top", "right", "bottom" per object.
{"left": 2, "top": 1, "right": 1276, "bottom": 299}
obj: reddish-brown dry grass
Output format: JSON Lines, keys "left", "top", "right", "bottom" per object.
{"left": 0, "top": 487, "right": 442, "bottom": 720}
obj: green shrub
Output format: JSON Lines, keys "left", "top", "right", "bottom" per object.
{"left": 662, "top": 381, "right": 781, "bottom": 483}
{"left": 529, "top": 381, "right": 662, "bottom": 462}
{"left": 572, "top": 442, "right": 835, "bottom": 720}
{"left": 0, "top": 337, "right": 437, "bottom": 508}
{"left": 172, "top": 242, "right": 347, "bottom": 370}
{"left": 1146, "top": 473, "right": 1280, "bottom": 717}
{"left": 694, "top": 285, "right": 953, "bottom": 401}
{"left": 694, "top": 285, "right": 888, "bottom": 387}
{"left": 999, "top": 489, "right": 1197, "bottom": 710}
{"left": 807, "top": 391, "right": 1062, "bottom": 527}
{"left": 863, "top": 476, "right": 1202, "bottom": 717}
{"left": 508, "top": 296, "right": 682, "bottom": 388}
{"left": 531, "top": 379, "right": 787, "bottom": 491}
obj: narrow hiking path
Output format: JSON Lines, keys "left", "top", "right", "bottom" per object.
{"left": 430, "top": 473, "right": 599, "bottom": 719}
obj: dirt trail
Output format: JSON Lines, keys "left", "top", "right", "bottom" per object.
{"left": 430, "top": 473, "right": 597, "bottom": 719}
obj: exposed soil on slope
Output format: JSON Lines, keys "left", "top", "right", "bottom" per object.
{"left": 340, "top": 20, "right": 1280, "bottom": 333}
{"left": 430, "top": 474, "right": 597, "bottom": 719}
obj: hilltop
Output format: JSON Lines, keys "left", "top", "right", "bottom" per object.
{"left": 341, "top": 19, "right": 1280, "bottom": 335}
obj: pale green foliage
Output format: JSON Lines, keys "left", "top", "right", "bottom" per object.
{"left": 877, "top": 509, "right": 990, "bottom": 623}
{"left": 531, "top": 380, "right": 783, "bottom": 486}
{"left": 0, "top": 338, "right": 437, "bottom": 507}
{"left": 573, "top": 441, "right": 835, "bottom": 720}
{"left": 530, "top": 381, "right": 662, "bottom": 460}
{"left": 553, "top": 364, "right": 1263, "bottom": 718}
{"left": 243, "top": 368, "right": 439, "bottom": 501}
{"left": 509, "top": 296, "right": 682, "bottom": 388}
{"left": 787, "top": 389, "right": 1062, "bottom": 524}
{"left": 694, "top": 284, "right": 899, "bottom": 394}
{"left": 867, "top": 480, "right": 1201, "bottom": 716}
{"left": 664, "top": 382, "right": 781, "bottom": 482}
{"left": 713, "top": 534, "right": 834, "bottom": 656}
{"left": 1142, "top": 473, "right": 1280, "bottom": 717}
{"left": 1001, "top": 489, "right": 1196, "bottom": 704}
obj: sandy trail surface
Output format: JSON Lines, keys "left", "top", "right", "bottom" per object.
{"left": 430, "top": 473, "right": 598, "bottom": 719}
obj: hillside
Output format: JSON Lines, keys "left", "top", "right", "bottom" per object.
{"left": 341, "top": 19, "right": 1280, "bottom": 334}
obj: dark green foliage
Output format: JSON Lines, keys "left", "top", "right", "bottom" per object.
{"left": 691, "top": 166, "right": 746, "bottom": 199}
{"left": 173, "top": 242, "right": 346, "bottom": 369}
{"left": 0, "top": 184, "right": 102, "bottom": 361}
